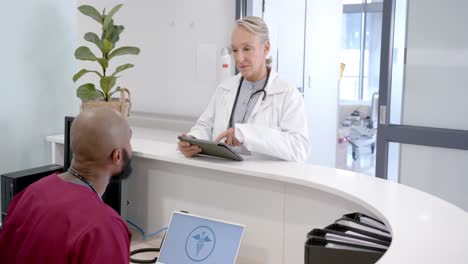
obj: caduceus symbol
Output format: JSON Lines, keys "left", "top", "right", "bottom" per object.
{"left": 192, "top": 231, "right": 212, "bottom": 256}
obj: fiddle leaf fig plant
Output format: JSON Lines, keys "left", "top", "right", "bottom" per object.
{"left": 73, "top": 4, "right": 140, "bottom": 101}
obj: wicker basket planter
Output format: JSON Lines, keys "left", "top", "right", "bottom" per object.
{"left": 81, "top": 88, "right": 131, "bottom": 118}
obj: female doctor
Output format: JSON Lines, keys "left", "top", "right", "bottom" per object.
{"left": 178, "top": 16, "right": 309, "bottom": 162}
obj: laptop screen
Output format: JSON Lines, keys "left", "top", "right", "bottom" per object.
{"left": 156, "top": 212, "right": 245, "bottom": 264}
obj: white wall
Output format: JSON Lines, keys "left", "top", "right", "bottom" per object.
{"left": 252, "top": 0, "right": 263, "bottom": 16}
{"left": 251, "top": 0, "right": 342, "bottom": 167}
{"left": 76, "top": 0, "right": 235, "bottom": 117}
{"left": 304, "top": 0, "right": 342, "bottom": 167}
{"left": 263, "top": 0, "right": 306, "bottom": 89}
{"left": 0, "top": 1, "right": 78, "bottom": 176}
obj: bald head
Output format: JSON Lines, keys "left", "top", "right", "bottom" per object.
{"left": 70, "top": 108, "right": 131, "bottom": 165}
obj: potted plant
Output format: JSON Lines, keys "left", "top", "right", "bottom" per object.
{"left": 73, "top": 4, "right": 140, "bottom": 117}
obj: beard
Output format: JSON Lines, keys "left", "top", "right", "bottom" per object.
{"left": 110, "top": 149, "right": 133, "bottom": 183}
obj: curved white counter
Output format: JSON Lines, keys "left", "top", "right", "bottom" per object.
{"left": 47, "top": 127, "right": 468, "bottom": 264}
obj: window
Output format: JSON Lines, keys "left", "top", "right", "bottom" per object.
{"left": 340, "top": 0, "right": 383, "bottom": 101}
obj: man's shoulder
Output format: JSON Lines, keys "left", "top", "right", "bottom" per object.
{"left": 87, "top": 201, "right": 126, "bottom": 224}
{"left": 29, "top": 173, "right": 61, "bottom": 188}
{"left": 7, "top": 174, "right": 60, "bottom": 206}
{"left": 96, "top": 204, "right": 129, "bottom": 232}
{"left": 76, "top": 210, "right": 130, "bottom": 244}
{"left": 72, "top": 212, "right": 131, "bottom": 263}
{"left": 94, "top": 212, "right": 129, "bottom": 232}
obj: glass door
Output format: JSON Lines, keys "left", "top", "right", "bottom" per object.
{"left": 376, "top": 0, "right": 468, "bottom": 211}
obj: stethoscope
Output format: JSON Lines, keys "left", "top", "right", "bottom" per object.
{"left": 68, "top": 168, "right": 100, "bottom": 197}
{"left": 228, "top": 68, "right": 271, "bottom": 128}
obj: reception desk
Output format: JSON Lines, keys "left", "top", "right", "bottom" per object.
{"left": 47, "top": 127, "right": 468, "bottom": 264}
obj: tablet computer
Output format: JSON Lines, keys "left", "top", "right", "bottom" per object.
{"left": 178, "top": 135, "right": 243, "bottom": 161}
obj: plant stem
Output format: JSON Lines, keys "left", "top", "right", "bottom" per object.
{"left": 102, "top": 48, "right": 107, "bottom": 101}
{"left": 102, "top": 51, "right": 107, "bottom": 77}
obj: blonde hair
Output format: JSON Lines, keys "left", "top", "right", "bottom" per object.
{"left": 235, "top": 16, "right": 272, "bottom": 66}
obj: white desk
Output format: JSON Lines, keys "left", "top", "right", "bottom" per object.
{"left": 47, "top": 127, "right": 468, "bottom": 264}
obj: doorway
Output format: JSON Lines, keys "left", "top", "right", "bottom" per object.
{"left": 336, "top": 0, "right": 384, "bottom": 176}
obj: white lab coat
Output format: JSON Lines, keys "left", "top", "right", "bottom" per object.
{"left": 188, "top": 70, "right": 309, "bottom": 162}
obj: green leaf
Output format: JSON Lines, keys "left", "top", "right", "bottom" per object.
{"left": 111, "top": 63, "right": 134, "bottom": 76}
{"left": 103, "top": 4, "right": 123, "bottom": 30}
{"left": 102, "top": 39, "right": 114, "bottom": 54}
{"left": 77, "top": 83, "right": 102, "bottom": 101}
{"left": 108, "top": 46, "right": 140, "bottom": 60}
{"left": 97, "top": 58, "right": 109, "bottom": 69}
{"left": 74, "top": 46, "right": 98, "bottom": 61}
{"left": 73, "top": 69, "right": 103, "bottom": 82}
{"left": 84, "top": 32, "right": 102, "bottom": 52}
{"left": 108, "top": 86, "right": 122, "bottom": 98}
{"left": 78, "top": 5, "right": 102, "bottom": 24}
{"left": 107, "top": 25, "right": 124, "bottom": 45}
{"left": 100, "top": 76, "right": 117, "bottom": 95}
{"left": 103, "top": 17, "right": 114, "bottom": 39}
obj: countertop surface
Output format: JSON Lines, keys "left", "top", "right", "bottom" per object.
{"left": 47, "top": 127, "right": 468, "bottom": 263}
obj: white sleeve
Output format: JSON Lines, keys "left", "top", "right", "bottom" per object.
{"left": 188, "top": 90, "right": 217, "bottom": 140}
{"left": 235, "top": 88, "right": 309, "bottom": 162}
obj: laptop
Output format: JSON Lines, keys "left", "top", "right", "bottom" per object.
{"left": 156, "top": 212, "right": 245, "bottom": 264}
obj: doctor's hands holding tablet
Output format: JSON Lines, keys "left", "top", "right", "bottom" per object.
{"left": 215, "top": 128, "right": 242, "bottom": 147}
{"left": 177, "top": 128, "right": 241, "bottom": 158}
{"left": 177, "top": 133, "right": 202, "bottom": 157}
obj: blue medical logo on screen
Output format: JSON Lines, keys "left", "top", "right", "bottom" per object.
{"left": 185, "top": 226, "right": 216, "bottom": 262}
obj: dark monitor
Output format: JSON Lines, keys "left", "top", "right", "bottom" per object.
{"left": 64, "top": 116, "right": 74, "bottom": 171}
{"left": 64, "top": 116, "right": 122, "bottom": 214}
